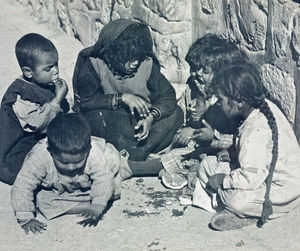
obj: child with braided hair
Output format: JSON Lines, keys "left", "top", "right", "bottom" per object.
{"left": 194, "top": 62, "right": 300, "bottom": 231}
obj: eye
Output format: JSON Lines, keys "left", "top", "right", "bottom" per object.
{"left": 203, "top": 68, "right": 211, "bottom": 74}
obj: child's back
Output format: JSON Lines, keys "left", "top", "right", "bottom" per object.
{"left": 0, "top": 33, "right": 69, "bottom": 184}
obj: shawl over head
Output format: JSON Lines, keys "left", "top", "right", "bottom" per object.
{"left": 72, "top": 19, "right": 158, "bottom": 111}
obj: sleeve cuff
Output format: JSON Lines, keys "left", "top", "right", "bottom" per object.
{"left": 15, "top": 212, "right": 35, "bottom": 224}
{"left": 150, "top": 107, "right": 161, "bottom": 121}
{"left": 222, "top": 175, "right": 232, "bottom": 189}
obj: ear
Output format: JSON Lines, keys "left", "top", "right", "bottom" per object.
{"left": 21, "top": 66, "right": 33, "bottom": 79}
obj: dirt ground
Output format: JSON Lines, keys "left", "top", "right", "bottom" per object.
{"left": 0, "top": 1, "right": 300, "bottom": 250}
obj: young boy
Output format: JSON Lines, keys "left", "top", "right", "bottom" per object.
{"left": 0, "top": 33, "right": 69, "bottom": 184}
{"left": 11, "top": 113, "right": 132, "bottom": 234}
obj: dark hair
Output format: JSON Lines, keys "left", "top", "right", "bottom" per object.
{"left": 213, "top": 63, "right": 278, "bottom": 224}
{"left": 100, "top": 23, "right": 154, "bottom": 77}
{"left": 185, "top": 33, "right": 248, "bottom": 73}
{"left": 47, "top": 113, "right": 91, "bottom": 155}
{"left": 15, "top": 33, "right": 57, "bottom": 70}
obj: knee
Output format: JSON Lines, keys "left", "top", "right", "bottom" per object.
{"left": 173, "top": 105, "right": 184, "bottom": 125}
{"left": 84, "top": 110, "right": 107, "bottom": 138}
{"left": 196, "top": 156, "right": 218, "bottom": 183}
{"left": 219, "top": 191, "right": 251, "bottom": 216}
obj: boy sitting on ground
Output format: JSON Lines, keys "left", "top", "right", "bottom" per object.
{"left": 0, "top": 33, "right": 69, "bottom": 184}
{"left": 11, "top": 113, "right": 131, "bottom": 234}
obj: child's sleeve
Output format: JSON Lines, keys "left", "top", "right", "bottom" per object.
{"left": 210, "top": 130, "right": 234, "bottom": 149}
{"left": 88, "top": 143, "right": 120, "bottom": 207}
{"left": 12, "top": 95, "right": 61, "bottom": 133}
{"left": 222, "top": 127, "right": 271, "bottom": 190}
{"left": 11, "top": 150, "right": 46, "bottom": 224}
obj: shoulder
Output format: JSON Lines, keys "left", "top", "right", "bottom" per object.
{"left": 22, "top": 138, "right": 51, "bottom": 172}
{"left": 90, "top": 136, "right": 107, "bottom": 154}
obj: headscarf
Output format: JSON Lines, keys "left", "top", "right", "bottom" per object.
{"left": 72, "top": 19, "right": 157, "bottom": 111}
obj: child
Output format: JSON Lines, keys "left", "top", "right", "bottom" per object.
{"left": 160, "top": 34, "right": 248, "bottom": 189}
{"left": 194, "top": 63, "right": 300, "bottom": 231}
{"left": 11, "top": 113, "right": 132, "bottom": 234}
{"left": 0, "top": 33, "right": 69, "bottom": 185}
{"left": 72, "top": 19, "right": 183, "bottom": 161}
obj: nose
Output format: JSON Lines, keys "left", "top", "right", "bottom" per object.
{"left": 196, "top": 68, "right": 203, "bottom": 77}
{"left": 52, "top": 65, "right": 59, "bottom": 75}
{"left": 130, "top": 60, "right": 139, "bottom": 68}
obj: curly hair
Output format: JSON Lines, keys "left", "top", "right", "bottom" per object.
{"left": 99, "top": 23, "right": 154, "bottom": 77}
{"left": 47, "top": 113, "right": 91, "bottom": 155}
{"left": 185, "top": 33, "right": 248, "bottom": 74}
{"left": 213, "top": 63, "right": 278, "bottom": 225}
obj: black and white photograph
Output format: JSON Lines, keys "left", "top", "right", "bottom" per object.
{"left": 0, "top": 0, "right": 299, "bottom": 250}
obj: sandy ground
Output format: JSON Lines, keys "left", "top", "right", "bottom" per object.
{"left": 1, "top": 1, "right": 300, "bottom": 250}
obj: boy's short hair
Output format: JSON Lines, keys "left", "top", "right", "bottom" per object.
{"left": 185, "top": 33, "right": 248, "bottom": 72}
{"left": 15, "top": 33, "right": 57, "bottom": 70}
{"left": 47, "top": 113, "right": 91, "bottom": 155}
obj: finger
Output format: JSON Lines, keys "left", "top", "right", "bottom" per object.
{"left": 191, "top": 133, "right": 201, "bottom": 139}
{"left": 29, "top": 226, "right": 37, "bottom": 234}
{"left": 129, "top": 106, "right": 135, "bottom": 116}
{"left": 24, "top": 228, "right": 29, "bottom": 235}
{"left": 183, "top": 137, "right": 191, "bottom": 146}
{"left": 133, "top": 103, "right": 143, "bottom": 117}
{"left": 136, "top": 98, "right": 150, "bottom": 113}
{"left": 202, "top": 119, "right": 212, "bottom": 129}
{"left": 138, "top": 129, "right": 149, "bottom": 141}
{"left": 134, "top": 120, "right": 143, "bottom": 130}
{"left": 39, "top": 223, "right": 47, "bottom": 230}
{"left": 172, "top": 134, "right": 180, "bottom": 145}
{"left": 35, "top": 226, "right": 44, "bottom": 234}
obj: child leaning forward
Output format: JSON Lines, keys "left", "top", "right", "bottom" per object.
{"left": 194, "top": 63, "right": 300, "bottom": 231}
{"left": 11, "top": 113, "right": 132, "bottom": 234}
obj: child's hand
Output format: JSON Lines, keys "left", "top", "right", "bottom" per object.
{"left": 172, "top": 127, "right": 195, "bottom": 146}
{"left": 77, "top": 204, "right": 105, "bottom": 227}
{"left": 53, "top": 78, "right": 68, "bottom": 101}
{"left": 79, "top": 204, "right": 105, "bottom": 219}
{"left": 21, "top": 219, "right": 47, "bottom": 235}
{"left": 134, "top": 115, "right": 153, "bottom": 141}
{"left": 217, "top": 150, "right": 230, "bottom": 162}
{"left": 206, "top": 173, "right": 226, "bottom": 192}
{"left": 192, "top": 120, "right": 214, "bottom": 141}
{"left": 122, "top": 93, "right": 151, "bottom": 118}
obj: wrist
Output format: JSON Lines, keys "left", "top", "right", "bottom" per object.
{"left": 150, "top": 107, "right": 160, "bottom": 121}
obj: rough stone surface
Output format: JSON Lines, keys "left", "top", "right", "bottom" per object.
{"left": 13, "top": 0, "right": 300, "bottom": 137}
{"left": 1, "top": 1, "right": 300, "bottom": 250}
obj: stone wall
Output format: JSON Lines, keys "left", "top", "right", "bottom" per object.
{"left": 14, "top": 0, "right": 300, "bottom": 140}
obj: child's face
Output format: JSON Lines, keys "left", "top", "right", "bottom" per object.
{"left": 191, "top": 65, "right": 214, "bottom": 90}
{"left": 51, "top": 150, "right": 90, "bottom": 177}
{"left": 123, "top": 59, "right": 140, "bottom": 75}
{"left": 218, "top": 94, "right": 241, "bottom": 119}
{"left": 31, "top": 51, "right": 59, "bottom": 85}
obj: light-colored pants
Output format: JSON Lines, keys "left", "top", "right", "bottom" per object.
{"left": 193, "top": 156, "right": 300, "bottom": 219}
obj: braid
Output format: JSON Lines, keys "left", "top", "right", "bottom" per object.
{"left": 213, "top": 63, "right": 279, "bottom": 226}
{"left": 257, "top": 100, "right": 279, "bottom": 226}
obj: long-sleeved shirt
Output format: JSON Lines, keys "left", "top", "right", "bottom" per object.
{"left": 74, "top": 57, "right": 177, "bottom": 121}
{"left": 11, "top": 137, "right": 121, "bottom": 222}
{"left": 222, "top": 99, "right": 300, "bottom": 203}
{"left": 0, "top": 77, "right": 69, "bottom": 184}
{"left": 177, "top": 81, "right": 233, "bottom": 149}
